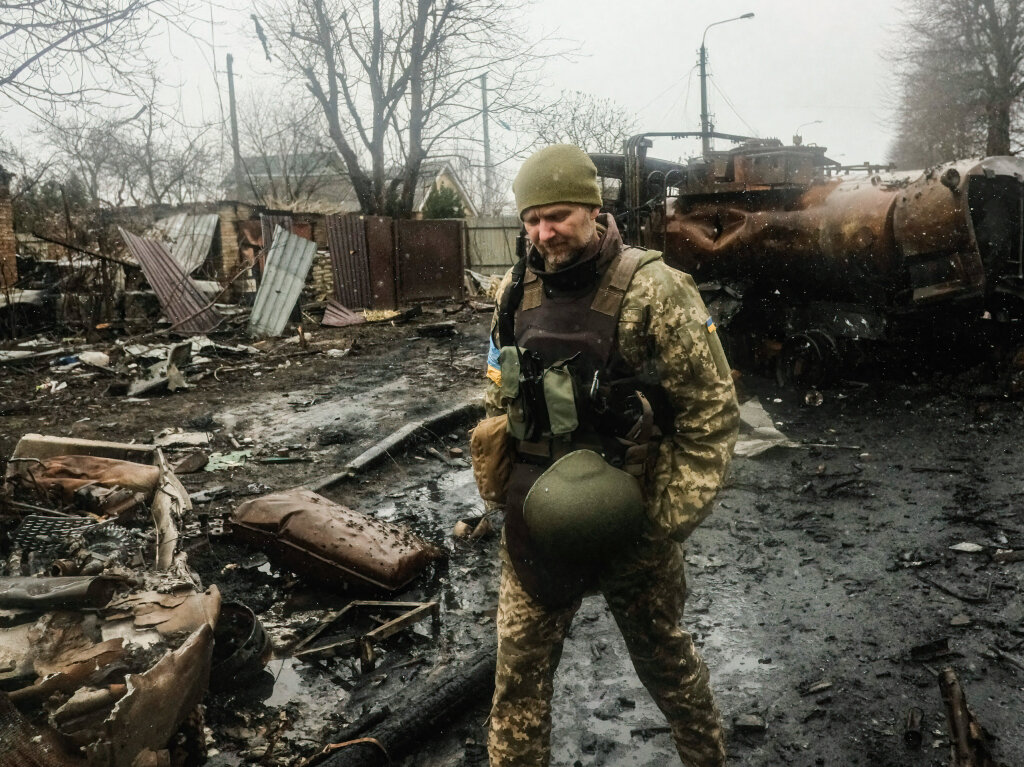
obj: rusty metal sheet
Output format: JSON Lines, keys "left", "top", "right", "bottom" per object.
{"left": 89, "top": 624, "right": 214, "bottom": 767}
{"left": 260, "top": 213, "right": 292, "bottom": 253}
{"left": 366, "top": 216, "right": 398, "bottom": 309}
{"left": 151, "top": 213, "right": 219, "bottom": 274}
{"left": 248, "top": 226, "right": 316, "bottom": 337}
{"left": 0, "top": 576, "right": 120, "bottom": 610}
{"left": 118, "top": 229, "right": 221, "bottom": 334}
{"left": 230, "top": 489, "right": 445, "bottom": 591}
{"left": 394, "top": 219, "right": 465, "bottom": 302}
{"left": 326, "top": 213, "right": 374, "bottom": 307}
{"left": 322, "top": 298, "right": 366, "bottom": 328}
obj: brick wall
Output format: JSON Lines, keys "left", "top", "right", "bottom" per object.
{"left": 0, "top": 167, "right": 16, "bottom": 289}
{"left": 308, "top": 249, "right": 334, "bottom": 300}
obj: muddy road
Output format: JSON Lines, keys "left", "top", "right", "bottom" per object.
{"left": 1, "top": 307, "right": 1022, "bottom": 767}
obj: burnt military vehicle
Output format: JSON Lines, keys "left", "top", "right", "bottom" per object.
{"left": 590, "top": 133, "right": 1024, "bottom": 387}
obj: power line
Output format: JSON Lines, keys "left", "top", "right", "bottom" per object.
{"left": 709, "top": 76, "right": 759, "bottom": 137}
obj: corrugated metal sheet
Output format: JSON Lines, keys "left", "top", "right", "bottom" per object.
{"left": 326, "top": 213, "right": 373, "bottom": 307}
{"left": 365, "top": 216, "right": 397, "bottom": 309}
{"left": 322, "top": 298, "right": 366, "bottom": 328}
{"left": 260, "top": 213, "right": 292, "bottom": 253}
{"left": 249, "top": 226, "right": 316, "bottom": 337}
{"left": 151, "top": 213, "right": 220, "bottom": 274}
{"left": 395, "top": 219, "right": 465, "bottom": 302}
{"left": 466, "top": 216, "right": 521, "bottom": 276}
{"left": 119, "top": 228, "right": 221, "bottom": 333}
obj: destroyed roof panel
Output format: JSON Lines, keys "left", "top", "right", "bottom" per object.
{"left": 152, "top": 213, "right": 220, "bottom": 274}
{"left": 248, "top": 226, "right": 317, "bottom": 337}
{"left": 118, "top": 229, "right": 222, "bottom": 334}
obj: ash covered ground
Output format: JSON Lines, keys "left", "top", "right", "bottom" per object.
{"left": 1, "top": 305, "right": 1022, "bottom": 767}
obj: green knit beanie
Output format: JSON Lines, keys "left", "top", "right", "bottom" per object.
{"left": 513, "top": 144, "right": 603, "bottom": 218}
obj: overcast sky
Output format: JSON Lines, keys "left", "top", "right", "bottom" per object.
{"left": 531, "top": 0, "right": 902, "bottom": 165}
{"left": 7, "top": 0, "right": 905, "bottom": 178}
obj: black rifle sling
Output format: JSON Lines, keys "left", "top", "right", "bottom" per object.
{"left": 495, "top": 256, "right": 528, "bottom": 348}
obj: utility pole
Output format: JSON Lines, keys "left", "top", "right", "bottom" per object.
{"left": 699, "top": 13, "right": 754, "bottom": 159}
{"left": 227, "top": 53, "right": 245, "bottom": 202}
{"left": 480, "top": 72, "right": 492, "bottom": 214}
{"left": 699, "top": 44, "right": 711, "bottom": 158}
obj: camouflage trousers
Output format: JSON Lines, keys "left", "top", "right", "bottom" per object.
{"left": 488, "top": 535, "right": 726, "bottom": 767}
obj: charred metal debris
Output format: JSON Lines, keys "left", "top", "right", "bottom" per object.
{"left": 0, "top": 394, "right": 485, "bottom": 765}
{"left": 592, "top": 136, "right": 1024, "bottom": 390}
{"left": 2, "top": 204, "right": 470, "bottom": 344}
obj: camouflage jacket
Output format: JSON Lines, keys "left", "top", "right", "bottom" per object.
{"left": 485, "top": 215, "right": 740, "bottom": 542}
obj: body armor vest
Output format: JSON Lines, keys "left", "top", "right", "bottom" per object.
{"left": 500, "top": 244, "right": 661, "bottom": 606}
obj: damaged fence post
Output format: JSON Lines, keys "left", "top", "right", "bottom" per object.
{"left": 939, "top": 667, "right": 997, "bottom": 767}
{"left": 304, "top": 401, "right": 484, "bottom": 493}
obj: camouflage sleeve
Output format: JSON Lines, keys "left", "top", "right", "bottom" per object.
{"left": 618, "top": 260, "right": 739, "bottom": 541}
{"left": 484, "top": 269, "right": 515, "bottom": 418}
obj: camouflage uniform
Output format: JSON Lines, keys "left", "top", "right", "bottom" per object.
{"left": 484, "top": 215, "right": 739, "bottom": 767}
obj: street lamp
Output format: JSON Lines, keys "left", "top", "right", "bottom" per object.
{"left": 793, "top": 119, "right": 822, "bottom": 145}
{"left": 699, "top": 12, "right": 754, "bottom": 158}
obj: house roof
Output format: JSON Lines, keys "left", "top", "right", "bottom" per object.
{"left": 237, "top": 154, "right": 477, "bottom": 215}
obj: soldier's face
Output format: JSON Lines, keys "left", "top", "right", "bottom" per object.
{"left": 522, "top": 203, "right": 600, "bottom": 270}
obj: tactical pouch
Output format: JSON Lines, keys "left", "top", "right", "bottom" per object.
{"left": 499, "top": 346, "right": 548, "bottom": 441}
{"left": 542, "top": 363, "right": 579, "bottom": 436}
{"left": 470, "top": 414, "right": 513, "bottom": 504}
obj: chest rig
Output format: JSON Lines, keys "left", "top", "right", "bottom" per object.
{"left": 495, "top": 245, "right": 665, "bottom": 474}
{"left": 495, "top": 243, "right": 667, "bottom": 606}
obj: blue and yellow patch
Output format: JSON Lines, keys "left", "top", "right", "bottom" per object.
{"left": 705, "top": 316, "right": 717, "bottom": 333}
{"left": 486, "top": 337, "right": 502, "bottom": 386}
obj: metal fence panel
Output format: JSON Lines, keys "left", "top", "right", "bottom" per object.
{"left": 465, "top": 216, "right": 521, "bottom": 276}
{"left": 119, "top": 228, "right": 221, "bottom": 333}
{"left": 394, "top": 219, "right": 464, "bottom": 302}
{"left": 326, "top": 214, "right": 373, "bottom": 308}
{"left": 249, "top": 226, "right": 316, "bottom": 337}
{"left": 152, "top": 213, "right": 220, "bottom": 274}
{"left": 365, "top": 216, "right": 397, "bottom": 309}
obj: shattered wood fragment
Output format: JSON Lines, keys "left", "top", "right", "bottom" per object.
{"left": 797, "top": 678, "right": 833, "bottom": 696}
{"left": 939, "top": 667, "right": 997, "bottom": 767}
{"left": 904, "top": 706, "right": 923, "bottom": 748}
{"left": 305, "top": 401, "right": 484, "bottom": 492}
{"left": 290, "top": 600, "right": 439, "bottom": 671}
{"left": 910, "top": 637, "right": 952, "bottom": 662}
{"left": 317, "top": 640, "right": 496, "bottom": 767}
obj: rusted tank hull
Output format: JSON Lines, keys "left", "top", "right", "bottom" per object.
{"left": 662, "top": 158, "right": 1024, "bottom": 322}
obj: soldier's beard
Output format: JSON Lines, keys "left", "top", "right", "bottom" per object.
{"left": 537, "top": 218, "right": 598, "bottom": 272}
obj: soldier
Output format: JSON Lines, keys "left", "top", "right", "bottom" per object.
{"left": 479, "top": 144, "right": 739, "bottom": 767}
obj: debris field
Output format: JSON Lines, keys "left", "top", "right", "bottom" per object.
{"left": 1, "top": 303, "right": 1022, "bottom": 767}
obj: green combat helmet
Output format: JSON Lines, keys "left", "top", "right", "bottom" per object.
{"left": 523, "top": 450, "right": 645, "bottom": 565}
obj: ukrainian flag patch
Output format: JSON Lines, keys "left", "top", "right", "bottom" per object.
{"left": 486, "top": 337, "right": 502, "bottom": 385}
{"left": 705, "top": 316, "right": 717, "bottom": 333}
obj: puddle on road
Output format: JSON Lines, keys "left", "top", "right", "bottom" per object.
{"left": 217, "top": 377, "right": 418, "bottom": 445}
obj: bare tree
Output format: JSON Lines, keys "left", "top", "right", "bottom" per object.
{"left": 256, "top": 0, "right": 546, "bottom": 216}
{"left": 236, "top": 90, "right": 339, "bottom": 206}
{"left": 42, "top": 98, "right": 216, "bottom": 208}
{"left": 0, "top": 0, "right": 193, "bottom": 110}
{"left": 890, "top": 0, "right": 1024, "bottom": 164}
{"left": 531, "top": 90, "right": 637, "bottom": 155}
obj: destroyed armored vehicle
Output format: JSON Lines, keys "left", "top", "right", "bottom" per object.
{"left": 591, "top": 134, "right": 1024, "bottom": 386}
